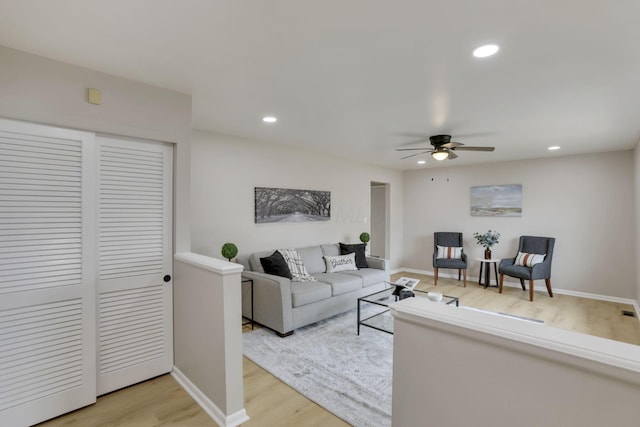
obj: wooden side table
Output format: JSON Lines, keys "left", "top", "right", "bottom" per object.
{"left": 476, "top": 257, "right": 499, "bottom": 288}
{"left": 241, "top": 277, "right": 254, "bottom": 329}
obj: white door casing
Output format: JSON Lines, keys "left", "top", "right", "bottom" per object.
{"left": 0, "top": 118, "right": 97, "bottom": 426}
{"left": 96, "top": 135, "right": 173, "bottom": 395}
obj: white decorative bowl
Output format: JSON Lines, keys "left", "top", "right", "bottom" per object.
{"left": 427, "top": 292, "right": 443, "bottom": 302}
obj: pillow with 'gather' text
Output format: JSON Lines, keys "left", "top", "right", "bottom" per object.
{"left": 339, "top": 243, "right": 368, "bottom": 269}
{"left": 515, "top": 252, "right": 545, "bottom": 267}
{"left": 436, "top": 245, "right": 462, "bottom": 259}
{"left": 324, "top": 253, "right": 358, "bottom": 273}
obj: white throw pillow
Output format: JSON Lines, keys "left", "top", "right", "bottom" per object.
{"left": 436, "top": 245, "right": 462, "bottom": 259}
{"left": 515, "top": 252, "right": 545, "bottom": 267}
{"left": 324, "top": 253, "right": 358, "bottom": 273}
{"left": 279, "top": 248, "right": 317, "bottom": 282}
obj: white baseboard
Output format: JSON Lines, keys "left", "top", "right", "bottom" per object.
{"left": 393, "top": 267, "right": 640, "bottom": 310}
{"left": 171, "top": 367, "right": 250, "bottom": 427}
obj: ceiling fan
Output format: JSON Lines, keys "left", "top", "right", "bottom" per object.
{"left": 396, "top": 134, "right": 495, "bottom": 161}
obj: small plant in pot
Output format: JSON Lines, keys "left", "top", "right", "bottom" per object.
{"left": 473, "top": 230, "right": 500, "bottom": 259}
{"left": 359, "top": 232, "right": 370, "bottom": 254}
{"left": 359, "top": 232, "right": 370, "bottom": 245}
{"left": 221, "top": 242, "right": 238, "bottom": 262}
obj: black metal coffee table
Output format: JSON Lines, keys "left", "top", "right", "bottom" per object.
{"left": 357, "top": 286, "right": 459, "bottom": 335}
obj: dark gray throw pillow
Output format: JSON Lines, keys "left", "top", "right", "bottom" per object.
{"left": 260, "top": 250, "right": 292, "bottom": 279}
{"left": 339, "top": 243, "right": 368, "bottom": 269}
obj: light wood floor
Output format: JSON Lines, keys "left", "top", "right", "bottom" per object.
{"left": 39, "top": 272, "right": 640, "bottom": 426}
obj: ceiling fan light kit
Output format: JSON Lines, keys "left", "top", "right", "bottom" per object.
{"left": 396, "top": 134, "right": 495, "bottom": 162}
{"left": 432, "top": 148, "right": 449, "bottom": 161}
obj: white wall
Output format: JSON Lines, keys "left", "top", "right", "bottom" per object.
{"left": 0, "top": 45, "right": 192, "bottom": 251}
{"left": 191, "top": 130, "right": 404, "bottom": 269}
{"left": 173, "top": 255, "right": 247, "bottom": 427}
{"left": 403, "top": 151, "right": 636, "bottom": 298}
{"left": 635, "top": 142, "right": 640, "bottom": 302}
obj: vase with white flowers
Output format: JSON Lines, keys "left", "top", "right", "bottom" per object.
{"left": 473, "top": 230, "right": 501, "bottom": 259}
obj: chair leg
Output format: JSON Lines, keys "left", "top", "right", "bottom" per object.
{"left": 545, "top": 279, "right": 553, "bottom": 297}
{"left": 434, "top": 268, "right": 438, "bottom": 286}
{"left": 519, "top": 279, "right": 526, "bottom": 290}
{"left": 499, "top": 274, "right": 504, "bottom": 293}
{"left": 463, "top": 269, "right": 467, "bottom": 287}
{"left": 529, "top": 280, "right": 535, "bottom": 301}
{"left": 458, "top": 269, "right": 461, "bottom": 281}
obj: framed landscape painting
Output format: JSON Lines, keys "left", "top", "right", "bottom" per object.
{"left": 470, "top": 184, "right": 522, "bottom": 217}
{"left": 255, "top": 187, "right": 331, "bottom": 223}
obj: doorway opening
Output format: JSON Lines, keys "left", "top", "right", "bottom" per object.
{"left": 370, "top": 182, "right": 390, "bottom": 259}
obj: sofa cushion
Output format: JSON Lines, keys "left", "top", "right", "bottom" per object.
{"left": 435, "top": 257, "right": 466, "bottom": 269}
{"left": 321, "top": 243, "right": 340, "bottom": 257}
{"left": 291, "top": 281, "right": 332, "bottom": 307}
{"left": 341, "top": 268, "right": 387, "bottom": 287}
{"left": 280, "top": 248, "right": 317, "bottom": 282}
{"left": 296, "top": 245, "right": 326, "bottom": 274}
{"left": 500, "top": 264, "right": 533, "bottom": 280}
{"left": 259, "top": 250, "right": 292, "bottom": 279}
{"left": 249, "top": 250, "right": 273, "bottom": 273}
{"left": 314, "top": 272, "right": 362, "bottom": 296}
{"left": 339, "top": 243, "right": 368, "bottom": 269}
{"left": 324, "top": 253, "right": 358, "bottom": 273}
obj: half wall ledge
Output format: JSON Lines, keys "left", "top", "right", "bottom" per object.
{"left": 175, "top": 252, "right": 244, "bottom": 275}
{"left": 390, "top": 298, "right": 640, "bottom": 427}
{"left": 173, "top": 252, "right": 247, "bottom": 427}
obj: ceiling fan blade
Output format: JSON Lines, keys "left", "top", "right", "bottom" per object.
{"left": 441, "top": 141, "right": 464, "bottom": 149}
{"left": 451, "top": 146, "right": 495, "bottom": 152}
{"left": 395, "top": 147, "right": 430, "bottom": 151}
{"left": 401, "top": 151, "right": 429, "bottom": 159}
{"left": 447, "top": 151, "right": 458, "bottom": 159}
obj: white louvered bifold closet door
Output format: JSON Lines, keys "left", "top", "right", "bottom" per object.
{"left": 96, "top": 136, "right": 173, "bottom": 395}
{"left": 0, "top": 119, "right": 96, "bottom": 427}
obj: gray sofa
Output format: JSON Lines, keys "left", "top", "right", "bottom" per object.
{"left": 239, "top": 243, "right": 389, "bottom": 336}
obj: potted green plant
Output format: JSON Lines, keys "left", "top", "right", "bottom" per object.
{"left": 359, "top": 232, "right": 371, "bottom": 255}
{"left": 221, "top": 242, "right": 238, "bottom": 262}
{"left": 473, "top": 230, "right": 500, "bottom": 259}
{"left": 359, "top": 232, "right": 370, "bottom": 244}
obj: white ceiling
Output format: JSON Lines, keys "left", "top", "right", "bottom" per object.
{"left": 1, "top": 1, "right": 639, "bottom": 170}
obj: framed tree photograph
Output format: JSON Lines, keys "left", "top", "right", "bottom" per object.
{"left": 254, "top": 187, "right": 331, "bottom": 223}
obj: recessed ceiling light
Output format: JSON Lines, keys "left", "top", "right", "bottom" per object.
{"left": 473, "top": 44, "right": 499, "bottom": 58}
{"left": 417, "top": 160, "right": 426, "bottom": 165}
{"left": 548, "top": 146, "right": 560, "bottom": 151}
{"left": 262, "top": 116, "right": 277, "bottom": 123}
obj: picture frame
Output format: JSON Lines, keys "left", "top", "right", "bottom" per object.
{"left": 254, "top": 187, "right": 331, "bottom": 223}
{"left": 470, "top": 184, "right": 522, "bottom": 217}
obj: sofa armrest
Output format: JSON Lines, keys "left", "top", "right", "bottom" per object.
{"left": 366, "top": 256, "right": 388, "bottom": 272}
{"left": 242, "top": 271, "right": 294, "bottom": 335}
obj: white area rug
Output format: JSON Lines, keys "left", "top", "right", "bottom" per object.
{"left": 243, "top": 307, "right": 393, "bottom": 427}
